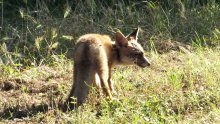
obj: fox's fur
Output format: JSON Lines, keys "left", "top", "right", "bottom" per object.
{"left": 66, "top": 28, "right": 150, "bottom": 109}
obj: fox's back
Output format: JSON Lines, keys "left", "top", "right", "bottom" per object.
{"left": 76, "top": 34, "right": 112, "bottom": 44}
{"left": 74, "top": 34, "right": 113, "bottom": 64}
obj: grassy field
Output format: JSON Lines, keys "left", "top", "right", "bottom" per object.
{"left": 0, "top": 48, "right": 220, "bottom": 123}
{"left": 1, "top": 0, "right": 220, "bottom": 123}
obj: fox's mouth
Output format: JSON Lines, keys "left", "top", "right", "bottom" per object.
{"left": 137, "top": 62, "right": 150, "bottom": 68}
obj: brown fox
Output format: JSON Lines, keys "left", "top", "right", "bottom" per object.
{"left": 65, "top": 28, "right": 150, "bottom": 109}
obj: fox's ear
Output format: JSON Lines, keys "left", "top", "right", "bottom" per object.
{"left": 126, "top": 28, "right": 139, "bottom": 41}
{"left": 115, "top": 30, "right": 128, "bottom": 47}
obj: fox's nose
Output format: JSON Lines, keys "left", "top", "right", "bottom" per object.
{"left": 140, "top": 61, "right": 150, "bottom": 67}
{"left": 146, "top": 61, "right": 151, "bottom": 66}
{"left": 140, "top": 58, "right": 151, "bottom": 67}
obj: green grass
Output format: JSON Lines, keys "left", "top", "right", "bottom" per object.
{"left": 1, "top": 50, "right": 220, "bottom": 123}
{"left": 1, "top": 0, "right": 220, "bottom": 123}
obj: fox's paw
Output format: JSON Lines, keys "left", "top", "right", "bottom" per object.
{"left": 106, "top": 96, "right": 118, "bottom": 101}
{"left": 111, "top": 90, "right": 118, "bottom": 95}
{"left": 111, "top": 97, "right": 120, "bottom": 102}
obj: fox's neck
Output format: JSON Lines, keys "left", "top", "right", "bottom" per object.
{"left": 110, "top": 43, "right": 121, "bottom": 66}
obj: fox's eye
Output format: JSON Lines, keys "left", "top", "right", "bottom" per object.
{"left": 134, "top": 53, "right": 139, "bottom": 56}
{"left": 128, "top": 52, "right": 143, "bottom": 59}
{"left": 134, "top": 52, "right": 143, "bottom": 56}
{"left": 140, "top": 52, "right": 144, "bottom": 55}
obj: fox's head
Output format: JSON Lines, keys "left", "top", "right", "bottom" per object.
{"left": 115, "top": 28, "right": 151, "bottom": 68}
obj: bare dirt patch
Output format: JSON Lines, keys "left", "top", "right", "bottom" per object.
{"left": 0, "top": 66, "right": 72, "bottom": 120}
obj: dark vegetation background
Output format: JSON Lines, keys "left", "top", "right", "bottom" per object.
{"left": 1, "top": 0, "right": 220, "bottom": 68}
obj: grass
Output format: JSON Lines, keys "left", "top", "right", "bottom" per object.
{"left": 0, "top": 0, "right": 220, "bottom": 123}
{"left": 0, "top": 49, "right": 220, "bottom": 123}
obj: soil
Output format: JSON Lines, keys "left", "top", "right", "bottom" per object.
{"left": 0, "top": 66, "right": 72, "bottom": 120}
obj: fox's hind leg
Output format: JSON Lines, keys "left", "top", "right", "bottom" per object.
{"left": 93, "top": 73, "right": 103, "bottom": 97}
{"left": 108, "top": 69, "right": 117, "bottom": 95}
{"left": 96, "top": 66, "right": 113, "bottom": 99}
{"left": 94, "top": 73, "right": 101, "bottom": 90}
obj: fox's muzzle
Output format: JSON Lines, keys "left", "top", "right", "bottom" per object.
{"left": 136, "top": 57, "right": 151, "bottom": 68}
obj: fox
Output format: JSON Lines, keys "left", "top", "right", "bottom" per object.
{"left": 65, "top": 28, "right": 151, "bottom": 109}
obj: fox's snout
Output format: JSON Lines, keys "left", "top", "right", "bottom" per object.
{"left": 140, "top": 60, "right": 151, "bottom": 67}
{"left": 136, "top": 57, "right": 151, "bottom": 68}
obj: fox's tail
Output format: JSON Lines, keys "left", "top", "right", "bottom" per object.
{"left": 65, "top": 62, "right": 93, "bottom": 110}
